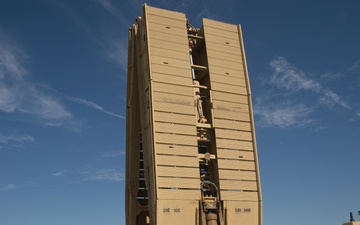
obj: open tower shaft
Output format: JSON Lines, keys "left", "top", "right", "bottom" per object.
{"left": 126, "top": 4, "right": 262, "bottom": 225}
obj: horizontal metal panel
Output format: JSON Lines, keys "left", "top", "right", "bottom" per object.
{"left": 151, "top": 55, "right": 190, "bottom": 69}
{"left": 156, "top": 155, "right": 198, "bottom": 167}
{"left": 152, "top": 72, "right": 192, "bottom": 87}
{"left": 146, "top": 14, "right": 186, "bottom": 29}
{"left": 211, "top": 91, "right": 248, "bottom": 104}
{"left": 210, "top": 74, "right": 246, "bottom": 86}
{"left": 153, "top": 111, "right": 195, "bottom": 125}
{"left": 220, "top": 191, "right": 258, "bottom": 201}
{"left": 206, "top": 48, "right": 243, "bottom": 64}
{"left": 150, "top": 38, "right": 188, "bottom": 53}
{"left": 157, "top": 166, "right": 199, "bottom": 178}
{"left": 207, "top": 55, "right": 243, "bottom": 69}
{"left": 155, "top": 122, "right": 196, "bottom": 136}
{"left": 157, "top": 189, "right": 200, "bottom": 200}
{"left": 206, "top": 41, "right": 242, "bottom": 56}
{"left": 211, "top": 81, "right": 247, "bottom": 95}
{"left": 148, "top": 29, "right": 188, "bottom": 42}
{"left": 155, "top": 144, "right": 198, "bottom": 157}
{"left": 213, "top": 119, "right": 251, "bottom": 130}
{"left": 218, "top": 159, "right": 255, "bottom": 170}
{"left": 151, "top": 64, "right": 192, "bottom": 78}
{"left": 216, "top": 139, "right": 253, "bottom": 150}
{"left": 204, "top": 34, "right": 240, "bottom": 48}
{"left": 216, "top": 129, "right": 252, "bottom": 141}
{"left": 148, "top": 23, "right": 186, "bottom": 36}
{"left": 152, "top": 82, "right": 193, "bottom": 96}
{"left": 158, "top": 177, "right": 199, "bottom": 189}
{"left": 153, "top": 101, "right": 195, "bottom": 115}
{"left": 212, "top": 101, "right": 249, "bottom": 113}
{"left": 155, "top": 133, "right": 197, "bottom": 146}
{"left": 146, "top": 6, "right": 186, "bottom": 22}
{"left": 153, "top": 92, "right": 193, "bottom": 106}
{"left": 219, "top": 180, "right": 258, "bottom": 191}
{"left": 209, "top": 65, "right": 246, "bottom": 79}
{"left": 203, "top": 26, "right": 239, "bottom": 41}
{"left": 218, "top": 169, "right": 257, "bottom": 181}
{"left": 150, "top": 46, "right": 189, "bottom": 60}
{"left": 207, "top": 56, "right": 243, "bottom": 71}
{"left": 203, "top": 18, "right": 238, "bottom": 33}
{"left": 213, "top": 110, "right": 251, "bottom": 122}
{"left": 217, "top": 149, "right": 254, "bottom": 161}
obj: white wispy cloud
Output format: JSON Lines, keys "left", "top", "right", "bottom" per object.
{"left": 106, "top": 37, "right": 128, "bottom": 71}
{"left": 49, "top": 166, "right": 125, "bottom": 186}
{"left": 51, "top": 171, "right": 66, "bottom": 177}
{"left": 0, "top": 35, "right": 27, "bottom": 80}
{"left": 255, "top": 102, "right": 314, "bottom": 128}
{"left": 0, "top": 32, "right": 77, "bottom": 128}
{"left": 65, "top": 96, "right": 124, "bottom": 119}
{"left": 348, "top": 59, "right": 360, "bottom": 71}
{"left": 2, "top": 167, "right": 123, "bottom": 191}
{"left": 95, "top": 150, "right": 124, "bottom": 162}
{"left": 320, "top": 71, "right": 345, "bottom": 80}
{"left": 0, "top": 183, "right": 18, "bottom": 191}
{"left": 93, "top": 0, "right": 129, "bottom": 27}
{"left": 94, "top": 0, "right": 116, "bottom": 14}
{"left": 91, "top": 0, "right": 129, "bottom": 71}
{"left": 195, "top": 6, "right": 211, "bottom": 22}
{"left": 83, "top": 168, "right": 124, "bottom": 182}
{"left": 19, "top": 85, "right": 72, "bottom": 122}
{"left": 269, "top": 57, "right": 351, "bottom": 109}
{"left": 0, "top": 134, "right": 35, "bottom": 144}
{"left": 255, "top": 56, "right": 354, "bottom": 129}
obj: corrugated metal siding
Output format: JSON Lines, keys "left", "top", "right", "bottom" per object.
{"left": 146, "top": 7, "right": 200, "bottom": 200}
{"left": 203, "top": 18, "right": 260, "bottom": 203}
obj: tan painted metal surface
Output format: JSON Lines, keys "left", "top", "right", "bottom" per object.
{"left": 126, "top": 4, "right": 262, "bottom": 225}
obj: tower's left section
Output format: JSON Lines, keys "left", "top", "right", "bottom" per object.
{"left": 126, "top": 4, "right": 200, "bottom": 225}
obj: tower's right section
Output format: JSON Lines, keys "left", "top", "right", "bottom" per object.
{"left": 201, "top": 18, "right": 262, "bottom": 225}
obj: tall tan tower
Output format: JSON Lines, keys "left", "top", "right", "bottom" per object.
{"left": 126, "top": 4, "right": 262, "bottom": 225}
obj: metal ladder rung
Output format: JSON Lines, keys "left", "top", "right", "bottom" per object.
{"left": 188, "top": 34, "right": 204, "bottom": 39}
{"left": 191, "top": 64, "right": 208, "bottom": 70}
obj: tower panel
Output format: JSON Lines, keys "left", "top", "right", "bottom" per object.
{"left": 126, "top": 4, "right": 262, "bottom": 225}
{"left": 203, "top": 18, "right": 262, "bottom": 224}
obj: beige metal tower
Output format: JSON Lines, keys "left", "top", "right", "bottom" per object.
{"left": 126, "top": 4, "right": 262, "bottom": 225}
{"left": 344, "top": 222, "right": 360, "bottom": 225}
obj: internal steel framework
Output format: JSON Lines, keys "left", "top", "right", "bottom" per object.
{"left": 126, "top": 4, "right": 262, "bottom": 225}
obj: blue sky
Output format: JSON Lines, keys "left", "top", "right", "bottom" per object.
{"left": 0, "top": 0, "right": 359, "bottom": 225}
